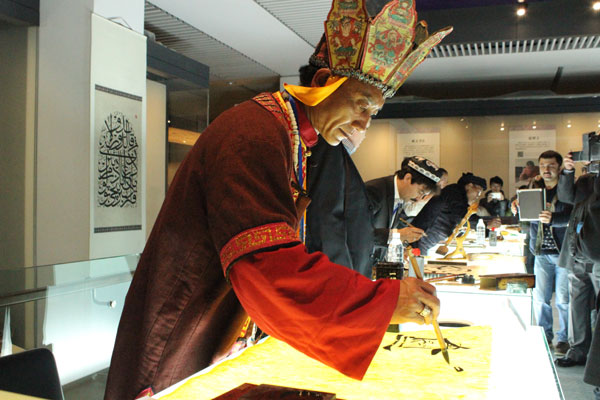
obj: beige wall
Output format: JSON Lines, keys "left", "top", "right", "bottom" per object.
{"left": 146, "top": 80, "right": 167, "bottom": 239}
{"left": 353, "top": 112, "right": 599, "bottom": 196}
{"left": 36, "top": 0, "right": 93, "bottom": 265}
{"left": 0, "top": 26, "right": 36, "bottom": 269}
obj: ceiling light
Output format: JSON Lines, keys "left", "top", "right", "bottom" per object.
{"left": 593, "top": 2, "right": 600, "bottom": 11}
{"left": 500, "top": 127, "right": 505, "bottom": 131}
{"left": 516, "top": 3, "right": 527, "bottom": 16}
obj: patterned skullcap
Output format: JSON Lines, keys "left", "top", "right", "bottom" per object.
{"left": 458, "top": 172, "right": 487, "bottom": 191}
{"left": 405, "top": 156, "right": 443, "bottom": 183}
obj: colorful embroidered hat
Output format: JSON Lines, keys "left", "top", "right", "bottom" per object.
{"left": 403, "top": 156, "right": 443, "bottom": 183}
{"left": 310, "top": 0, "right": 453, "bottom": 98}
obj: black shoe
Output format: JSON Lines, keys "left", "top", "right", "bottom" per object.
{"left": 554, "top": 356, "right": 586, "bottom": 367}
{"left": 554, "top": 341, "right": 570, "bottom": 356}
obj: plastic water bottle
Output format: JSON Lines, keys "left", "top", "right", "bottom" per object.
{"left": 476, "top": 218, "right": 486, "bottom": 246}
{"left": 387, "top": 231, "right": 403, "bottom": 263}
{"left": 489, "top": 227, "right": 498, "bottom": 246}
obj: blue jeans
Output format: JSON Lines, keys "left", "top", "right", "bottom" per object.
{"left": 533, "top": 254, "right": 569, "bottom": 343}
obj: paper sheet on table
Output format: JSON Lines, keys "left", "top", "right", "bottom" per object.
{"left": 160, "top": 326, "right": 492, "bottom": 400}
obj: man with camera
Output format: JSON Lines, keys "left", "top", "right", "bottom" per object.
{"left": 555, "top": 149, "right": 599, "bottom": 368}
{"left": 479, "top": 176, "right": 508, "bottom": 217}
{"left": 579, "top": 174, "right": 600, "bottom": 400}
{"left": 553, "top": 132, "right": 600, "bottom": 399}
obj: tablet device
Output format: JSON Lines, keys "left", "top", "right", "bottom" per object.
{"left": 517, "top": 188, "right": 545, "bottom": 221}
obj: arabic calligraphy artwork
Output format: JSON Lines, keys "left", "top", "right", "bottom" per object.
{"left": 159, "top": 326, "right": 492, "bottom": 400}
{"left": 94, "top": 85, "right": 142, "bottom": 233}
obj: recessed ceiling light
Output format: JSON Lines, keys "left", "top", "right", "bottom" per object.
{"left": 593, "top": 2, "right": 600, "bottom": 11}
{"left": 516, "top": 3, "right": 527, "bottom": 16}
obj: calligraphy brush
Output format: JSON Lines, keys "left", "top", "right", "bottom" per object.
{"left": 405, "top": 244, "right": 450, "bottom": 365}
{"left": 396, "top": 217, "right": 428, "bottom": 237}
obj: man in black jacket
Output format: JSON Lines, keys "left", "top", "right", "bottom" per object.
{"left": 366, "top": 157, "right": 443, "bottom": 264}
{"left": 306, "top": 134, "right": 374, "bottom": 278}
{"left": 411, "top": 172, "right": 486, "bottom": 254}
{"left": 302, "top": 63, "right": 375, "bottom": 279}
{"left": 555, "top": 151, "right": 599, "bottom": 367}
{"left": 579, "top": 175, "right": 600, "bottom": 400}
{"left": 518, "top": 150, "right": 573, "bottom": 356}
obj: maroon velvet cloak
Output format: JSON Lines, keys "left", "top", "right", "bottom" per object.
{"left": 104, "top": 94, "right": 399, "bottom": 400}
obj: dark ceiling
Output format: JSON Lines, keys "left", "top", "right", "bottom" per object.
{"left": 416, "top": 0, "right": 547, "bottom": 11}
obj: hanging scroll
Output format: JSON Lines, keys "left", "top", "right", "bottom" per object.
{"left": 93, "top": 85, "right": 142, "bottom": 233}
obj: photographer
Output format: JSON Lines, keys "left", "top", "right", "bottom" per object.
{"left": 479, "top": 176, "right": 509, "bottom": 217}
{"left": 564, "top": 173, "right": 600, "bottom": 399}
{"left": 555, "top": 151, "right": 599, "bottom": 368}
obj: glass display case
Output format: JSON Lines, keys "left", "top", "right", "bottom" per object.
{"left": 0, "top": 255, "right": 139, "bottom": 388}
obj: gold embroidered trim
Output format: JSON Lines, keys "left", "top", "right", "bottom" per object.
{"left": 220, "top": 222, "right": 300, "bottom": 272}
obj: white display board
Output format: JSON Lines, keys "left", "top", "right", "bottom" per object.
{"left": 89, "top": 13, "right": 147, "bottom": 258}
{"left": 508, "top": 127, "right": 556, "bottom": 196}
{"left": 396, "top": 130, "right": 440, "bottom": 170}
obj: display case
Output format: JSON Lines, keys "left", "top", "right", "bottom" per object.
{"left": 0, "top": 255, "right": 139, "bottom": 387}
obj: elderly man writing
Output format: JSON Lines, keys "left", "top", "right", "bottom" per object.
{"left": 104, "top": 1, "right": 452, "bottom": 399}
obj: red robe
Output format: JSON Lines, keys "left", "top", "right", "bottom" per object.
{"left": 104, "top": 93, "right": 400, "bottom": 400}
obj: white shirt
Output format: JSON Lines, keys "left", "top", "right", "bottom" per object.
{"left": 391, "top": 175, "right": 403, "bottom": 228}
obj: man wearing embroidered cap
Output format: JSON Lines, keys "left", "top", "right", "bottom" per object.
{"left": 367, "top": 156, "right": 444, "bottom": 264}
{"left": 105, "top": 1, "right": 451, "bottom": 399}
{"left": 412, "top": 172, "right": 487, "bottom": 253}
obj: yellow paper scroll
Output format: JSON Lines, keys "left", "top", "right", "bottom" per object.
{"left": 160, "top": 326, "right": 492, "bottom": 400}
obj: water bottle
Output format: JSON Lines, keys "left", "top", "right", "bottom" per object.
{"left": 386, "top": 231, "right": 403, "bottom": 263}
{"left": 489, "top": 227, "right": 498, "bottom": 246}
{"left": 476, "top": 218, "right": 486, "bottom": 246}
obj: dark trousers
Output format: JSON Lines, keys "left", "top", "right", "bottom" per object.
{"left": 566, "top": 267, "right": 599, "bottom": 361}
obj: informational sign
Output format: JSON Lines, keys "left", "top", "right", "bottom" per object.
{"left": 396, "top": 130, "right": 440, "bottom": 169}
{"left": 508, "top": 127, "right": 556, "bottom": 196}
{"left": 93, "top": 85, "right": 143, "bottom": 233}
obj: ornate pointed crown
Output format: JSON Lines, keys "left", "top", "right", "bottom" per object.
{"left": 310, "top": 0, "right": 452, "bottom": 98}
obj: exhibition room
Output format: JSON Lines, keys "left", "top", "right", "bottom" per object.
{"left": 1, "top": 0, "right": 600, "bottom": 399}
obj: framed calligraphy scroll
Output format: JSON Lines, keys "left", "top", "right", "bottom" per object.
{"left": 93, "top": 85, "right": 142, "bottom": 233}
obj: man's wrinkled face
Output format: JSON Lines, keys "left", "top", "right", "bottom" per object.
{"left": 466, "top": 183, "right": 484, "bottom": 205}
{"left": 539, "top": 157, "right": 560, "bottom": 181}
{"left": 311, "top": 78, "right": 385, "bottom": 146}
{"left": 490, "top": 183, "right": 502, "bottom": 192}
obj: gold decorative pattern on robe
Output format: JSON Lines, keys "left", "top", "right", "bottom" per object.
{"left": 220, "top": 222, "right": 300, "bottom": 272}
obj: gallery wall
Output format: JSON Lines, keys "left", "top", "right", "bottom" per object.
{"left": 0, "top": 26, "right": 33, "bottom": 269}
{"left": 36, "top": 0, "right": 94, "bottom": 266}
{"left": 146, "top": 79, "right": 167, "bottom": 240}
